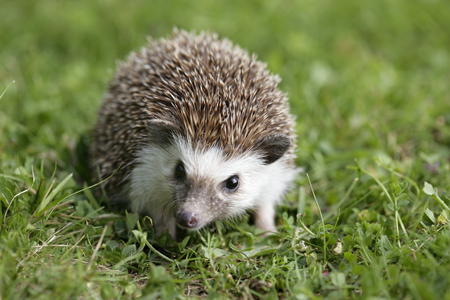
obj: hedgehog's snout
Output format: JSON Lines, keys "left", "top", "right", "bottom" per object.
{"left": 176, "top": 211, "right": 199, "bottom": 229}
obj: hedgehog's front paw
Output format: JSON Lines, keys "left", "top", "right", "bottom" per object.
{"left": 254, "top": 205, "right": 277, "bottom": 236}
{"left": 155, "top": 217, "right": 177, "bottom": 241}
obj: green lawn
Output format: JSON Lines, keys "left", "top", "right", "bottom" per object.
{"left": 1, "top": 0, "right": 450, "bottom": 298}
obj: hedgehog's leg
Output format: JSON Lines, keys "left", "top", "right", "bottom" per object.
{"left": 254, "top": 204, "right": 277, "bottom": 234}
{"left": 147, "top": 210, "right": 177, "bottom": 240}
{"left": 153, "top": 215, "right": 177, "bottom": 240}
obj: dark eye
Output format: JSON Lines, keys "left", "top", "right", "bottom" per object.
{"left": 174, "top": 162, "right": 186, "bottom": 180}
{"left": 225, "top": 175, "right": 239, "bottom": 191}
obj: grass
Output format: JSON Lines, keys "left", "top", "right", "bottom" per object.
{"left": 1, "top": 0, "right": 450, "bottom": 298}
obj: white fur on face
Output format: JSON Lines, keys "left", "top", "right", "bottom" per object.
{"left": 128, "top": 136, "right": 297, "bottom": 238}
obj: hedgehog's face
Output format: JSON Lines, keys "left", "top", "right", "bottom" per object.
{"left": 171, "top": 160, "right": 240, "bottom": 230}
{"left": 167, "top": 135, "right": 292, "bottom": 231}
{"left": 168, "top": 141, "right": 261, "bottom": 230}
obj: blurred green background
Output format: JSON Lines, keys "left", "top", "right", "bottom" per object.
{"left": 1, "top": 1, "right": 450, "bottom": 298}
{"left": 1, "top": 0, "right": 449, "bottom": 184}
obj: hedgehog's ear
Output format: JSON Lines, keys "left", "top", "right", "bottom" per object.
{"left": 147, "top": 119, "right": 178, "bottom": 148}
{"left": 256, "top": 135, "right": 291, "bottom": 165}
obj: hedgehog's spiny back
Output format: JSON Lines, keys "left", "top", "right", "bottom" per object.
{"left": 91, "top": 30, "right": 295, "bottom": 192}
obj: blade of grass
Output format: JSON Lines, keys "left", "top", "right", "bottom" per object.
{"left": 37, "top": 173, "right": 73, "bottom": 213}
{"left": 307, "top": 173, "right": 326, "bottom": 264}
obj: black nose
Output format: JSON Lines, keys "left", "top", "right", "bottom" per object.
{"left": 176, "top": 211, "right": 198, "bottom": 229}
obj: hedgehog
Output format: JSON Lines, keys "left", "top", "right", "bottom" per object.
{"left": 90, "top": 29, "right": 297, "bottom": 240}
